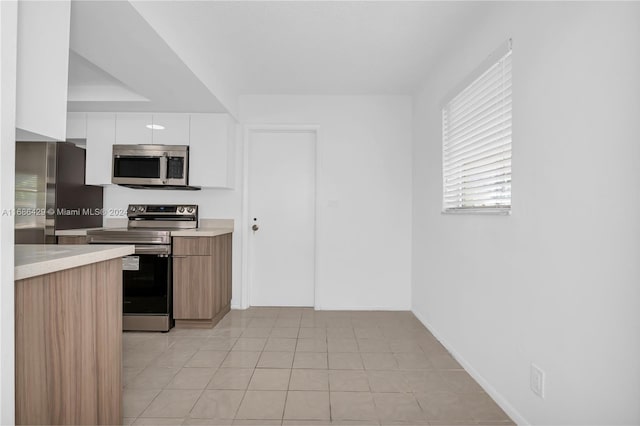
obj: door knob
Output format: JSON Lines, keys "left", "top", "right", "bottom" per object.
{"left": 252, "top": 224, "right": 259, "bottom": 231}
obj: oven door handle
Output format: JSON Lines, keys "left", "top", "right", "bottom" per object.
{"left": 134, "top": 245, "right": 171, "bottom": 256}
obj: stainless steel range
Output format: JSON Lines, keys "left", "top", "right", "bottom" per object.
{"left": 87, "top": 204, "right": 198, "bottom": 331}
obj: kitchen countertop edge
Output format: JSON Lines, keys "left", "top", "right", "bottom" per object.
{"left": 55, "top": 226, "right": 235, "bottom": 237}
{"left": 170, "top": 227, "right": 234, "bottom": 237}
{"left": 15, "top": 244, "right": 135, "bottom": 281}
{"left": 55, "top": 227, "right": 102, "bottom": 236}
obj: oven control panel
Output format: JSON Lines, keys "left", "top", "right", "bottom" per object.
{"left": 127, "top": 204, "right": 198, "bottom": 218}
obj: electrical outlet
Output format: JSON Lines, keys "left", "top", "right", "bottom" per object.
{"left": 530, "top": 363, "right": 545, "bottom": 398}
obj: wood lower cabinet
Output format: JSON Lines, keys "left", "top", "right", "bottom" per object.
{"left": 57, "top": 235, "right": 87, "bottom": 244}
{"left": 173, "top": 233, "right": 232, "bottom": 328}
{"left": 173, "top": 256, "right": 213, "bottom": 319}
{"left": 15, "top": 258, "right": 122, "bottom": 425}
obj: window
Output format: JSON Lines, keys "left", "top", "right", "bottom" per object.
{"left": 442, "top": 41, "right": 512, "bottom": 214}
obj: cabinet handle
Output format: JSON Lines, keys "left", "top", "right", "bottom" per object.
{"left": 173, "top": 255, "right": 188, "bottom": 258}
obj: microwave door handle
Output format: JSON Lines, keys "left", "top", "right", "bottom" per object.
{"left": 160, "top": 154, "right": 168, "bottom": 184}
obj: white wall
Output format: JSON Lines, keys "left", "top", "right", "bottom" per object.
{"left": 0, "top": 1, "right": 17, "bottom": 423}
{"left": 239, "top": 95, "right": 412, "bottom": 310}
{"left": 101, "top": 95, "right": 413, "bottom": 311}
{"left": 411, "top": 3, "right": 640, "bottom": 425}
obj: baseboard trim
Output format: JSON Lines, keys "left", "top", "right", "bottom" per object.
{"left": 314, "top": 305, "right": 411, "bottom": 311}
{"left": 411, "top": 308, "right": 529, "bottom": 426}
{"left": 231, "top": 305, "right": 411, "bottom": 311}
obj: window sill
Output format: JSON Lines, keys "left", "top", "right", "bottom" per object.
{"left": 441, "top": 208, "right": 511, "bottom": 216}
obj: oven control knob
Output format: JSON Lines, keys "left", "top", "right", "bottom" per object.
{"left": 178, "top": 206, "right": 185, "bottom": 213}
{"left": 129, "top": 206, "right": 136, "bottom": 212}
{"left": 187, "top": 207, "right": 194, "bottom": 214}
{"left": 137, "top": 206, "right": 144, "bottom": 212}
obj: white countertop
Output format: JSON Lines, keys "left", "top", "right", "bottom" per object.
{"left": 55, "top": 228, "right": 102, "bottom": 236}
{"left": 170, "top": 227, "right": 233, "bottom": 237}
{"left": 15, "top": 244, "right": 135, "bottom": 281}
{"left": 55, "top": 219, "right": 235, "bottom": 237}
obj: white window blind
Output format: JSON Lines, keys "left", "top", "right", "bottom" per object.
{"left": 442, "top": 42, "right": 512, "bottom": 214}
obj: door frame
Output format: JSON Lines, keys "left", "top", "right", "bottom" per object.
{"left": 241, "top": 124, "right": 321, "bottom": 310}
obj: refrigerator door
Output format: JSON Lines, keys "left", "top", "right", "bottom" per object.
{"left": 15, "top": 142, "right": 104, "bottom": 244}
{"left": 55, "top": 142, "right": 103, "bottom": 231}
{"left": 15, "top": 142, "right": 56, "bottom": 244}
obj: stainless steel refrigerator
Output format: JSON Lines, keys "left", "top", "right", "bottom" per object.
{"left": 15, "top": 142, "right": 104, "bottom": 244}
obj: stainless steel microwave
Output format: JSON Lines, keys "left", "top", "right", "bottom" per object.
{"left": 112, "top": 145, "right": 190, "bottom": 188}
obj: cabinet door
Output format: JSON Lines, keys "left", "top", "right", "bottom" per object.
{"left": 15, "top": 0, "right": 70, "bottom": 141}
{"left": 152, "top": 114, "right": 190, "bottom": 145}
{"left": 115, "top": 113, "right": 152, "bottom": 144}
{"left": 86, "top": 113, "right": 116, "bottom": 185}
{"left": 57, "top": 236, "right": 87, "bottom": 244}
{"left": 173, "top": 237, "right": 212, "bottom": 256}
{"left": 173, "top": 256, "right": 212, "bottom": 320}
{"left": 66, "top": 112, "right": 87, "bottom": 140}
{"left": 189, "top": 113, "right": 236, "bottom": 188}
{"left": 211, "top": 233, "right": 232, "bottom": 317}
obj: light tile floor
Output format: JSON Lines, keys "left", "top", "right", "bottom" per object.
{"left": 123, "top": 308, "right": 515, "bottom": 425}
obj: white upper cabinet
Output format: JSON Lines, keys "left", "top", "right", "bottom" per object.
{"left": 15, "top": 0, "right": 70, "bottom": 141}
{"left": 81, "top": 111, "right": 236, "bottom": 188}
{"left": 85, "top": 113, "right": 116, "bottom": 185}
{"left": 189, "top": 114, "right": 236, "bottom": 189}
{"left": 66, "top": 112, "right": 87, "bottom": 140}
{"left": 115, "top": 113, "right": 152, "bottom": 144}
{"left": 114, "top": 113, "right": 189, "bottom": 145}
{"left": 152, "top": 114, "right": 190, "bottom": 145}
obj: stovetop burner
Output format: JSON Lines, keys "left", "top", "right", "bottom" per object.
{"left": 86, "top": 204, "right": 198, "bottom": 244}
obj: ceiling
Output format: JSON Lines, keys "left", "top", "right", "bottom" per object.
{"left": 67, "top": 0, "right": 228, "bottom": 113}
{"left": 68, "top": 1, "right": 493, "bottom": 114}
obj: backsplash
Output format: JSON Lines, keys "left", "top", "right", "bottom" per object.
{"left": 102, "top": 185, "right": 242, "bottom": 225}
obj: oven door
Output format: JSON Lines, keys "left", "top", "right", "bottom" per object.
{"left": 122, "top": 250, "right": 171, "bottom": 316}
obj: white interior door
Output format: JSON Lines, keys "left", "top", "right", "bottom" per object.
{"left": 248, "top": 130, "right": 316, "bottom": 307}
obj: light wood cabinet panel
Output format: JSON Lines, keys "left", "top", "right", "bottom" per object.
{"left": 15, "top": 259, "right": 122, "bottom": 425}
{"left": 173, "top": 255, "right": 213, "bottom": 319}
{"left": 211, "top": 233, "right": 232, "bottom": 319}
{"left": 173, "top": 234, "right": 232, "bottom": 328}
{"left": 57, "top": 235, "right": 87, "bottom": 244}
{"left": 173, "top": 236, "right": 212, "bottom": 255}
{"left": 94, "top": 260, "right": 123, "bottom": 424}
{"left": 15, "top": 276, "right": 48, "bottom": 422}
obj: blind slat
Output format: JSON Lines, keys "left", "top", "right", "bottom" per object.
{"left": 445, "top": 141, "right": 511, "bottom": 170}
{"left": 444, "top": 174, "right": 511, "bottom": 190}
{"left": 445, "top": 136, "right": 511, "bottom": 165}
{"left": 445, "top": 182, "right": 511, "bottom": 198}
{"left": 444, "top": 156, "right": 511, "bottom": 180}
{"left": 445, "top": 109, "right": 511, "bottom": 147}
{"left": 444, "top": 167, "right": 511, "bottom": 187}
{"left": 442, "top": 46, "right": 512, "bottom": 213}
{"left": 444, "top": 96, "right": 512, "bottom": 141}
{"left": 447, "top": 75, "right": 512, "bottom": 120}
{"left": 444, "top": 109, "right": 512, "bottom": 152}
